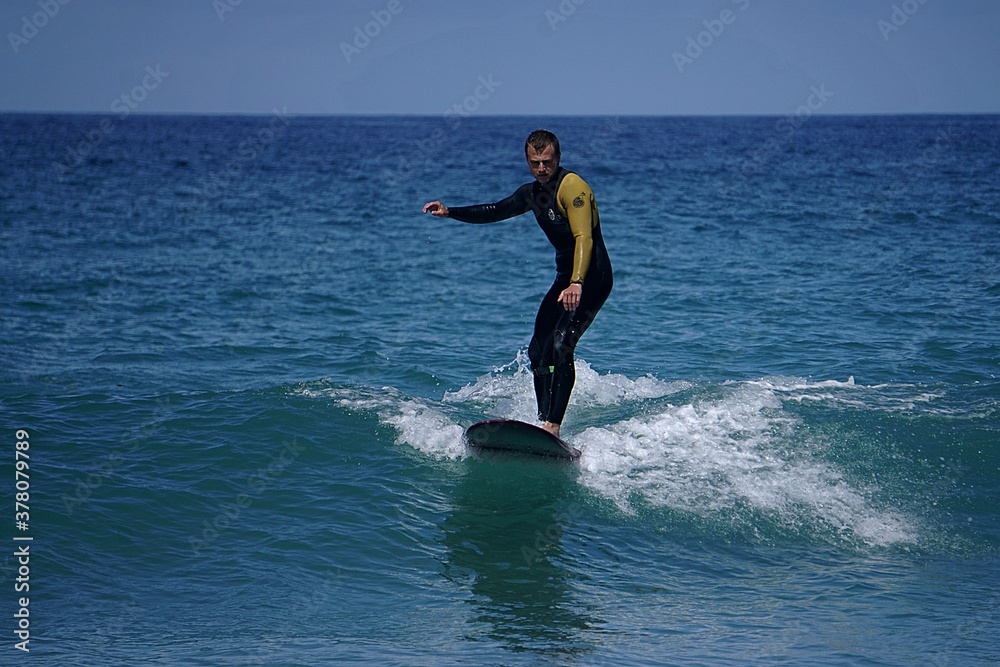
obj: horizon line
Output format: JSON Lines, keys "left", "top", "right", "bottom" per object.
{"left": 2, "top": 110, "right": 998, "bottom": 119}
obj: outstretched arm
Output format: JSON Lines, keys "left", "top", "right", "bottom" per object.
{"left": 422, "top": 187, "right": 530, "bottom": 224}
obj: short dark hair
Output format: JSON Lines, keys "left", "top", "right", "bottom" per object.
{"left": 525, "top": 129, "right": 560, "bottom": 158}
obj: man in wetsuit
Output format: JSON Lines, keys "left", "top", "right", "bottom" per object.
{"left": 422, "top": 130, "right": 613, "bottom": 438}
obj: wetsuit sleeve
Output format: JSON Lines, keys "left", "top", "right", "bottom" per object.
{"left": 447, "top": 185, "right": 531, "bottom": 224}
{"left": 558, "top": 173, "right": 595, "bottom": 283}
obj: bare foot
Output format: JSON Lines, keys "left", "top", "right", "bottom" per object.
{"left": 541, "top": 422, "right": 561, "bottom": 438}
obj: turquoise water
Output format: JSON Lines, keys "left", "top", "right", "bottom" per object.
{"left": 2, "top": 113, "right": 999, "bottom": 665}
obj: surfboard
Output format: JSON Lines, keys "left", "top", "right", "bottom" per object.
{"left": 465, "top": 419, "right": 581, "bottom": 460}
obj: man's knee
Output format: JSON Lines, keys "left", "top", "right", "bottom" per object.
{"left": 528, "top": 339, "right": 544, "bottom": 369}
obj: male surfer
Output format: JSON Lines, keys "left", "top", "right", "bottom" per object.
{"left": 422, "top": 130, "right": 613, "bottom": 438}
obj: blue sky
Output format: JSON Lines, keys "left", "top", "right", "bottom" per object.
{"left": 2, "top": 0, "right": 998, "bottom": 115}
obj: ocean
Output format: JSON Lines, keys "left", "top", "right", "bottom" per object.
{"left": 2, "top": 112, "right": 998, "bottom": 665}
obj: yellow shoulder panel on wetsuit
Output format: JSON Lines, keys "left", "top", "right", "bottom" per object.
{"left": 557, "top": 172, "right": 598, "bottom": 283}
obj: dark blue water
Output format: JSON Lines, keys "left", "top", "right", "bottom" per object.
{"left": 2, "top": 113, "right": 999, "bottom": 665}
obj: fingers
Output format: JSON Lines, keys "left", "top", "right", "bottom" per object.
{"left": 558, "top": 289, "right": 581, "bottom": 311}
{"left": 422, "top": 201, "right": 447, "bottom": 216}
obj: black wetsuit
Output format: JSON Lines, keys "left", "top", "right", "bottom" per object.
{"left": 448, "top": 167, "right": 613, "bottom": 425}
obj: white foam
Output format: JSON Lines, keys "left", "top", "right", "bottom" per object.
{"left": 741, "top": 375, "right": 945, "bottom": 413}
{"left": 444, "top": 352, "right": 688, "bottom": 421}
{"left": 298, "top": 372, "right": 918, "bottom": 547}
{"left": 442, "top": 350, "right": 537, "bottom": 422}
{"left": 572, "top": 361, "right": 691, "bottom": 405}
{"left": 576, "top": 382, "right": 917, "bottom": 547}
{"left": 299, "top": 357, "right": 687, "bottom": 461}
{"left": 296, "top": 385, "right": 468, "bottom": 460}
{"left": 382, "top": 399, "right": 467, "bottom": 460}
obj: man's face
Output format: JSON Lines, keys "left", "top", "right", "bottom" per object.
{"left": 526, "top": 144, "right": 560, "bottom": 184}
